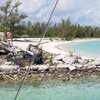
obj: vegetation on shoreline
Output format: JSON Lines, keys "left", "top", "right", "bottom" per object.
{"left": 0, "top": 0, "right": 100, "bottom": 39}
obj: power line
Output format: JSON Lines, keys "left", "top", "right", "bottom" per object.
{"left": 37, "top": 0, "right": 59, "bottom": 46}
{"left": 13, "top": 0, "right": 59, "bottom": 100}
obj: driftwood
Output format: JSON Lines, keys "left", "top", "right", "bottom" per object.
{"left": 0, "top": 42, "right": 44, "bottom": 66}
{"left": 0, "top": 41, "right": 12, "bottom": 53}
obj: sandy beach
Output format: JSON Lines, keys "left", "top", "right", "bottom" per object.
{"left": 11, "top": 38, "right": 100, "bottom": 59}
{"left": 38, "top": 38, "right": 100, "bottom": 56}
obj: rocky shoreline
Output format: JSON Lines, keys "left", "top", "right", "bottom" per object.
{"left": 0, "top": 53, "right": 100, "bottom": 82}
{"left": 0, "top": 63, "right": 100, "bottom": 83}
{"left": 0, "top": 39, "right": 100, "bottom": 83}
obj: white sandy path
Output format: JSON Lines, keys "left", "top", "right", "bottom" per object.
{"left": 12, "top": 38, "right": 100, "bottom": 56}
{"left": 41, "top": 41, "right": 70, "bottom": 55}
{"left": 12, "top": 41, "right": 34, "bottom": 50}
{"left": 12, "top": 39, "right": 51, "bottom": 51}
{"left": 12, "top": 40, "right": 68, "bottom": 54}
{"left": 41, "top": 38, "right": 100, "bottom": 57}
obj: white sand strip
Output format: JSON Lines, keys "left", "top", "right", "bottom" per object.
{"left": 12, "top": 38, "right": 100, "bottom": 57}
{"left": 41, "top": 41, "right": 69, "bottom": 55}
{"left": 41, "top": 38, "right": 100, "bottom": 57}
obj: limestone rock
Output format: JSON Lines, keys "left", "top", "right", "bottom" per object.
{"left": 75, "top": 64, "right": 83, "bottom": 68}
{"left": 69, "top": 65, "right": 76, "bottom": 70}
{"left": 0, "top": 64, "right": 19, "bottom": 70}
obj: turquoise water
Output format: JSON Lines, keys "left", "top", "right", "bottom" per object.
{"left": 59, "top": 39, "right": 100, "bottom": 58}
{"left": 0, "top": 79, "right": 100, "bottom": 100}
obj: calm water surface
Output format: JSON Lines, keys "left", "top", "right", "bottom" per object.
{"left": 0, "top": 79, "right": 100, "bottom": 100}
{"left": 59, "top": 39, "right": 100, "bottom": 58}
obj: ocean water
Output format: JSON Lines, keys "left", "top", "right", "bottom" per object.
{"left": 0, "top": 79, "right": 100, "bottom": 100}
{"left": 59, "top": 39, "right": 100, "bottom": 58}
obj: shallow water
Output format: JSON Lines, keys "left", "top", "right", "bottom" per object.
{"left": 0, "top": 78, "right": 100, "bottom": 100}
{"left": 59, "top": 39, "right": 100, "bottom": 58}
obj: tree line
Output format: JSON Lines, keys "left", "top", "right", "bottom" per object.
{"left": 0, "top": 0, "right": 100, "bottom": 39}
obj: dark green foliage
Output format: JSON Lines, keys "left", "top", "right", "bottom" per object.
{"left": 27, "top": 18, "right": 100, "bottom": 39}
{"left": 0, "top": 0, "right": 27, "bottom": 33}
{"left": 0, "top": 1, "right": 100, "bottom": 39}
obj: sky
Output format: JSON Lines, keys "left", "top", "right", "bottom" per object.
{"left": 0, "top": 0, "right": 100, "bottom": 26}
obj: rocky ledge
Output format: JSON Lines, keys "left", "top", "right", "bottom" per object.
{"left": 0, "top": 41, "right": 100, "bottom": 82}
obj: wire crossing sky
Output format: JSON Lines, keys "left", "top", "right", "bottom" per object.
{"left": 13, "top": 0, "right": 59, "bottom": 100}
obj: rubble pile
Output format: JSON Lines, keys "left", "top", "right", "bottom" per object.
{"left": 0, "top": 41, "right": 100, "bottom": 81}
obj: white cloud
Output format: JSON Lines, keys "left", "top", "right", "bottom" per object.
{"left": 1, "top": 0, "right": 100, "bottom": 26}
{"left": 19, "top": 0, "right": 47, "bottom": 14}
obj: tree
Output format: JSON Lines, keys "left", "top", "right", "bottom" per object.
{"left": 0, "top": 0, "right": 27, "bottom": 32}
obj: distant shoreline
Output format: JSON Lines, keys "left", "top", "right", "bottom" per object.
{"left": 41, "top": 38, "right": 100, "bottom": 57}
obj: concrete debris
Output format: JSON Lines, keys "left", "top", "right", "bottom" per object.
{"left": 0, "top": 41, "right": 100, "bottom": 74}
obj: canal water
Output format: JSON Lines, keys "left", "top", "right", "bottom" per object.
{"left": 0, "top": 78, "right": 100, "bottom": 100}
